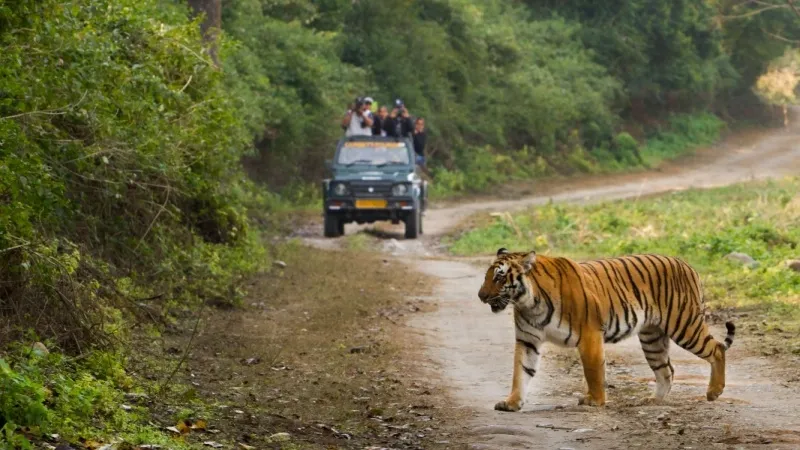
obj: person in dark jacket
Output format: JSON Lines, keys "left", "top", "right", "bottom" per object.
{"left": 412, "top": 117, "right": 427, "bottom": 167}
{"left": 372, "top": 106, "right": 389, "bottom": 137}
{"left": 386, "top": 99, "right": 414, "bottom": 138}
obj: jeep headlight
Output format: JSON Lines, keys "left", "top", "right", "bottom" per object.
{"left": 332, "top": 182, "right": 349, "bottom": 196}
{"left": 391, "top": 184, "right": 409, "bottom": 196}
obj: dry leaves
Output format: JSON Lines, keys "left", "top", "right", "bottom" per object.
{"left": 166, "top": 418, "right": 208, "bottom": 435}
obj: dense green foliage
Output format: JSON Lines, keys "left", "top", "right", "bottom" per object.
{"left": 447, "top": 178, "right": 800, "bottom": 332}
{"left": 222, "top": 0, "right": 364, "bottom": 187}
{"left": 227, "top": 0, "right": 623, "bottom": 187}
{"left": 0, "top": 0, "right": 264, "bottom": 341}
{"left": 528, "top": 1, "right": 737, "bottom": 108}
{"left": 428, "top": 112, "right": 725, "bottom": 197}
{"left": 223, "top": 0, "right": 799, "bottom": 193}
{"left": 0, "top": 0, "right": 265, "bottom": 444}
{"left": 431, "top": 113, "right": 725, "bottom": 197}
{"left": 0, "top": 345, "right": 190, "bottom": 448}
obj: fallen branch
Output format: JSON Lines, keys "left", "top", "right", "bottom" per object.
{"left": 536, "top": 423, "right": 574, "bottom": 431}
{"left": 159, "top": 302, "right": 206, "bottom": 393}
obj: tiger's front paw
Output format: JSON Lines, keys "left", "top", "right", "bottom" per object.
{"left": 494, "top": 399, "right": 522, "bottom": 412}
{"left": 706, "top": 386, "right": 724, "bottom": 401}
{"left": 578, "top": 393, "right": 606, "bottom": 407}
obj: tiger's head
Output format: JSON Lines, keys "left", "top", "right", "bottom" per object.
{"left": 478, "top": 248, "right": 537, "bottom": 313}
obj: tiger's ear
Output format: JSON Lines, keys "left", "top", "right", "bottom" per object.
{"left": 522, "top": 251, "right": 537, "bottom": 272}
{"left": 496, "top": 247, "right": 509, "bottom": 257}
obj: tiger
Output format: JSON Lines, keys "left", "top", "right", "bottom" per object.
{"left": 477, "top": 248, "right": 735, "bottom": 411}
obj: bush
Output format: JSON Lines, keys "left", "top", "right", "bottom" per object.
{"left": 0, "top": 0, "right": 273, "bottom": 445}
{"left": 640, "top": 113, "right": 726, "bottom": 166}
{"left": 0, "top": 0, "right": 265, "bottom": 350}
{"left": 0, "top": 345, "right": 185, "bottom": 447}
{"left": 611, "top": 132, "right": 645, "bottom": 166}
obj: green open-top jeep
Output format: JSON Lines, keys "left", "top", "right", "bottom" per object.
{"left": 322, "top": 136, "right": 427, "bottom": 239}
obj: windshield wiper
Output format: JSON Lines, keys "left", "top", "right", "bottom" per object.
{"left": 344, "top": 159, "right": 374, "bottom": 167}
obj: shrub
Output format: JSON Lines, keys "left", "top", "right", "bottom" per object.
{"left": 0, "top": 0, "right": 264, "bottom": 351}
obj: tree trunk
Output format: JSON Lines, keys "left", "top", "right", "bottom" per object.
{"left": 783, "top": 104, "right": 789, "bottom": 127}
{"left": 188, "top": 0, "right": 221, "bottom": 65}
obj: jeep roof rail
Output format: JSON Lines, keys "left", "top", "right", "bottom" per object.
{"left": 343, "top": 135, "right": 404, "bottom": 143}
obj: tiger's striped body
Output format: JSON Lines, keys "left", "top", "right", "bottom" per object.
{"left": 478, "top": 248, "right": 735, "bottom": 411}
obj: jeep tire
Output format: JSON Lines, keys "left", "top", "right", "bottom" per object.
{"left": 324, "top": 214, "right": 341, "bottom": 238}
{"left": 404, "top": 209, "right": 420, "bottom": 239}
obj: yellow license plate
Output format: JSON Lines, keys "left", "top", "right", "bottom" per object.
{"left": 355, "top": 199, "right": 387, "bottom": 209}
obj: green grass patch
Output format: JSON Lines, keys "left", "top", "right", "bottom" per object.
{"left": 639, "top": 113, "right": 726, "bottom": 167}
{"left": 0, "top": 345, "right": 194, "bottom": 449}
{"left": 447, "top": 177, "right": 800, "bottom": 347}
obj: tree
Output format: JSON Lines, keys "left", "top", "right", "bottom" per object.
{"left": 525, "top": 0, "right": 735, "bottom": 116}
{"left": 188, "top": 0, "right": 222, "bottom": 64}
{"left": 754, "top": 49, "right": 800, "bottom": 125}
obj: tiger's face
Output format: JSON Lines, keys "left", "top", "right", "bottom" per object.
{"left": 478, "top": 248, "right": 537, "bottom": 313}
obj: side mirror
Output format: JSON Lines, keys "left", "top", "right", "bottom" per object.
{"left": 325, "top": 160, "right": 333, "bottom": 170}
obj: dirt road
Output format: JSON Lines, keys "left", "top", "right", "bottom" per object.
{"left": 412, "top": 259, "right": 800, "bottom": 449}
{"left": 305, "top": 121, "right": 800, "bottom": 449}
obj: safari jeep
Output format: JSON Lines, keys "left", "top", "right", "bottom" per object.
{"left": 322, "top": 136, "right": 427, "bottom": 239}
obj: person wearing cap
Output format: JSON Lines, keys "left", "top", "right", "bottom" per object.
{"left": 363, "top": 96, "right": 375, "bottom": 119}
{"left": 342, "top": 97, "right": 373, "bottom": 137}
{"left": 386, "top": 99, "right": 414, "bottom": 138}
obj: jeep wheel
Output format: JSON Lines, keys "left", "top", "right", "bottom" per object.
{"left": 324, "top": 214, "right": 341, "bottom": 238}
{"left": 404, "top": 209, "right": 420, "bottom": 239}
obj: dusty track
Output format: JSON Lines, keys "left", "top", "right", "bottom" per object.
{"left": 304, "top": 120, "right": 800, "bottom": 449}
{"left": 411, "top": 259, "right": 800, "bottom": 449}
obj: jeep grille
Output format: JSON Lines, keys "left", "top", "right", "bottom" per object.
{"left": 350, "top": 181, "right": 393, "bottom": 197}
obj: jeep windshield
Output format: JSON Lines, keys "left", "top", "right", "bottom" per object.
{"left": 337, "top": 141, "right": 410, "bottom": 167}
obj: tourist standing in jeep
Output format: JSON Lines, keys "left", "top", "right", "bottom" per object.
{"left": 342, "top": 97, "right": 373, "bottom": 137}
{"left": 386, "top": 99, "right": 414, "bottom": 138}
{"left": 372, "top": 105, "right": 390, "bottom": 137}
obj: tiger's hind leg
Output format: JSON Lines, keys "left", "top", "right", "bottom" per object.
{"left": 670, "top": 317, "right": 736, "bottom": 401}
{"left": 638, "top": 326, "right": 674, "bottom": 400}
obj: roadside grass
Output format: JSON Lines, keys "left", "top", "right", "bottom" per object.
{"left": 343, "top": 232, "right": 373, "bottom": 251}
{"left": 637, "top": 112, "right": 725, "bottom": 168}
{"left": 428, "top": 113, "right": 727, "bottom": 200}
{"left": 130, "top": 241, "right": 463, "bottom": 449}
{"left": 446, "top": 177, "right": 800, "bottom": 353}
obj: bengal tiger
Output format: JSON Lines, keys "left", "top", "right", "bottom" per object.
{"left": 477, "top": 248, "right": 735, "bottom": 411}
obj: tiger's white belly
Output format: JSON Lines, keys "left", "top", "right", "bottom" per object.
{"left": 543, "top": 321, "right": 580, "bottom": 348}
{"left": 540, "top": 307, "right": 646, "bottom": 348}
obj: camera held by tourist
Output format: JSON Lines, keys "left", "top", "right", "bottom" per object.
{"left": 342, "top": 97, "right": 373, "bottom": 136}
{"left": 387, "top": 99, "right": 414, "bottom": 138}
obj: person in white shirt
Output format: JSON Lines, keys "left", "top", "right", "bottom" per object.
{"left": 341, "top": 97, "right": 373, "bottom": 137}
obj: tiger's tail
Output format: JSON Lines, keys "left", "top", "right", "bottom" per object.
{"left": 722, "top": 321, "right": 736, "bottom": 350}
